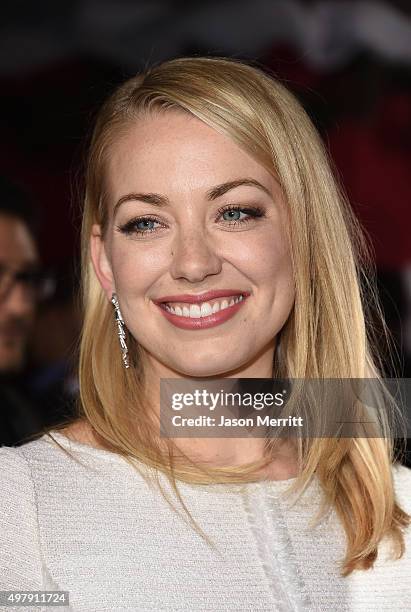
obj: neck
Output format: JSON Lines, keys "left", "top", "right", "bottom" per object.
{"left": 142, "top": 348, "right": 298, "bottom": 480}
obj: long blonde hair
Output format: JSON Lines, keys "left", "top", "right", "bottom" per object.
{"left": 69, "top": 56, "right": 409, "bottom": 576}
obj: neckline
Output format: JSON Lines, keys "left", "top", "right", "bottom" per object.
{"left": 46, "top": 429, "right": 123, "bottom": 460}
{"left": 44, "top": 430, "right": 300, "bottom": 490}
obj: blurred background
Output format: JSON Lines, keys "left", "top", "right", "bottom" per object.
{"left": 0, "top": 0, "right": 410, "bottom": 460}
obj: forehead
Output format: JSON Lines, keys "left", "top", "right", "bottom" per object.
{"left": 0, "top": 214, "right": 38, "bottom": 266}
{"left": 105, "top": 111, "right": 276, "bottom": 203}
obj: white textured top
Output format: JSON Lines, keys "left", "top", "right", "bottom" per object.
{"left": 0, "top": 432, "right": 411, "bottom": 612}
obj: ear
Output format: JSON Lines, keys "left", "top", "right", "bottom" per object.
{"left": 90, "top": 224, "right": 114, "bottom": 300}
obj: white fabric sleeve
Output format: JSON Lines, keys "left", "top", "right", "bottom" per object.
{"left": 0, "top": 446, "right": 44, "bottom": 590}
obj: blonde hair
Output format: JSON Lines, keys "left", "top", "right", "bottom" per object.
{"left": 69, "top": 57, "right": 409, "bottom": 576}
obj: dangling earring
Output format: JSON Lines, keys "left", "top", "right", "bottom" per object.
{"left": 111, "top": 293, "right": 130, "bottom": 369}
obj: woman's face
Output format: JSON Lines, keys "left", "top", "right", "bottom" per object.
{"left": 91, "top": 111, "right": 295, "bottom": 378}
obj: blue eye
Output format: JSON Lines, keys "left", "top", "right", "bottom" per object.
{"left": 136, "top": 219, "right": 156, "bottom": 231}
{"left": 218, "top": 206, "right": 265, "bottom": 226}
{"left": 222, "top": 209, "right": 243, "bottom": 221}
{"left": 117, "top": 216, "right": 162, "bottom": 236}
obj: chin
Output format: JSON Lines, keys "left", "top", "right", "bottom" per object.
{"left": 0, "top": 361, "right": 23, "bottom": 374}
{"left": 168, "top": 356, "right": 246, "bottom": 379}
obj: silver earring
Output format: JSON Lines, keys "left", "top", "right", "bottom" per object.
{"left": 111, "top": 293, "right": 130, "bottom": 369}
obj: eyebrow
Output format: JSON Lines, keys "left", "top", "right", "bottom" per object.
{"left": 113, "top": 178, "right": 272, "bottom": 216}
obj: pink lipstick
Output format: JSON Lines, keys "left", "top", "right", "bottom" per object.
{"left": 153, "top": 289, "right": 250, "bottom": 330}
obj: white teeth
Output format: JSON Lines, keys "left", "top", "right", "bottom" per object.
{"left": 164, "top": 295, "right": 246, "bottom": 318}
{"left": 200, "top": 302, "right": 213, "bottom": 317}
{"left": 189, "top": 304, "right": 201, "bottom": 318}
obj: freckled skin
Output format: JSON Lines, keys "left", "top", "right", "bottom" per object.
{"left": 91, "top": 111, "right": 295, "bottom": 380}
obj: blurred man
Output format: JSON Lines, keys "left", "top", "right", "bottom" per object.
{"left": 0, "top": 178, "right": 53, "bottom": 445}
{"left": 0, "top": 209, "right": 39, "bottom": 372}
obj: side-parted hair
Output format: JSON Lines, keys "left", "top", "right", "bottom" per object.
{"left": 66, "top": 57, "right": 409, "bottom": 575}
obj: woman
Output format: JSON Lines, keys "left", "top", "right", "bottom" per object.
{"left": 1, "top": 57, "right": 410, "bottom": 611}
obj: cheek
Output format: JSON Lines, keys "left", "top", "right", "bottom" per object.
{"left": 228, "top": 229, "right": 295, "bottom": 335}
{"left": 110, "top": 242, "right": 169, "bottom": 296}
{"left": 226, "top": 228, "right": 293, "bottom": 286}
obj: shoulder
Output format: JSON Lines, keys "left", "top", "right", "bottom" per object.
{"left": 0, "top": 446, "right": 43, "bottom": 589}
{"left": 0, "top": 444, "right": 36, "bottom": 504}
{"left": 0, "top": 445, "right": 37, "bottom": 542}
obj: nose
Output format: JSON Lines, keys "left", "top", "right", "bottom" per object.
{"left": 169, "top": 227, "right": 222, "bottom": 283}
{"left": 1, "top": 283, "right": 35, "bottom": 318}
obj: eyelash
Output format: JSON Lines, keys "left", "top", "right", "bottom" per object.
{"left": 116, "top": 205, "right": 266, "bottom": 236}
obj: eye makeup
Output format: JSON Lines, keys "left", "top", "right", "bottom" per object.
{"left": 115, "top": 204, "right": 267, "bottom": 237}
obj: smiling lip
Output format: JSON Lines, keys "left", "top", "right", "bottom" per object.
{"left": 153, "top": 289, "right": 250, "bottom": 330}
{"left": 154, "top": 289, "right": 249, "bottom": 304}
